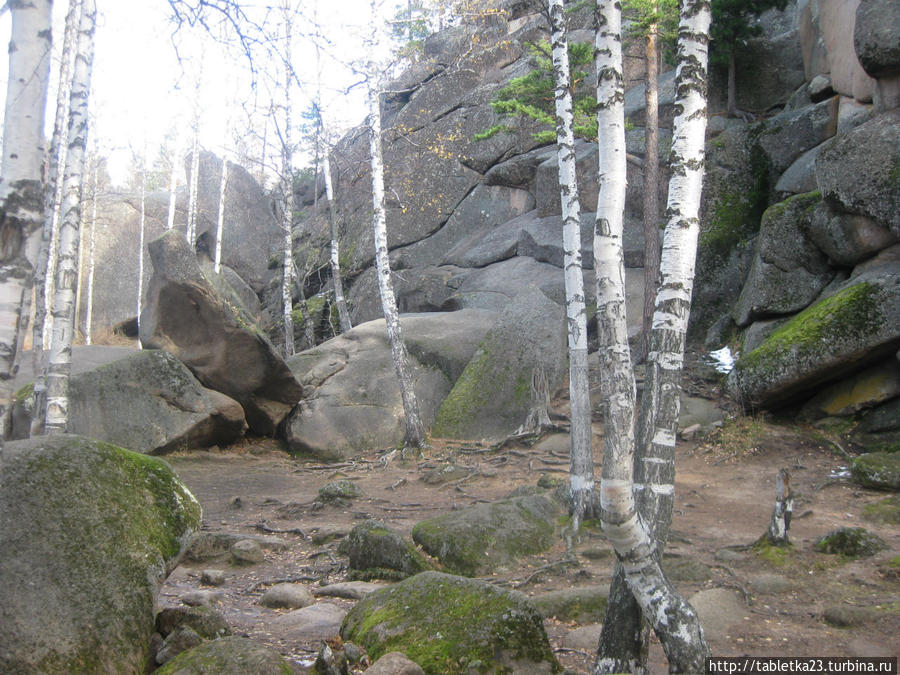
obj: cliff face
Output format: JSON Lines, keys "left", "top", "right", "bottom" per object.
{"left": 287, "top": 0, "right": 899, "bottom": 448}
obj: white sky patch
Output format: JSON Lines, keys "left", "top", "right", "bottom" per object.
{"left": 1, "top": 0, "right": 402, "bottom": 187}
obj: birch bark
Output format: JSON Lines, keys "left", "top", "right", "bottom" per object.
{"left": 279, "top": 2, "right": 296, "bottom": 357}
{"left": 0, "top": 0, "right": 53, "bottom": 382}
{"left": 45, "top": 0, "right": 96, "bottom": 434}
{"left": 84, "top": 163, "right": 97, "bottom": 345}
{"left": 324, "top": 151, "right": 352, "bottom": 333}
{"left": 593, "top": 0, "right": 711, "bottom": 671}
{"left": 186, "top": 125, "right": 201, "bottom": 247}
{"left": 166, "top": 137, "right": 180, "bottom": 231}
{"left": 366, "top": 6, "right": 426, "bottom": 450}
{"left": 547, "top": 0, "right": 594, "bottom": 526}
{"left": 214, "top": 157, "right": 228, "bottom": 273}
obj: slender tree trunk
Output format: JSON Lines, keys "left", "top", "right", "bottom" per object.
{"left": 638, "top": 12, "right": 661, "bottom": 364}
{"left": 166, "top": 138, "right": 180, "bottom": 231}
{"left": 727, "top": 47, "right": 738, "bottom": 118}
{"left": 84, "top": 163, "right": 97, "bottom": 346}
{"left": 763, "top": 468, "right": 793, "bottom": 545}
{"left": 593, "top": 0, "right": 711, "bottom": 671}
{"left": 547, "top": 0, "right": 594, "bottom": 527}
{"left": 186, "top": 124, "right": 200, "bottom": 247}
{"left": 280, "top": 2, "right": 295, "bottom": 357}
{"left": 30, "top": 0, "right": 81, "bottom": 436}
{"left": 324, "top": 151, "right": 352, "bottom": 333}
{"left": 45, "top": 0, "right": 96, "bottom": 435}
{"left": 214, "top": 157, "right": 228, "bottom": 273}
{"left": 367, "top": 60, "right": 426, "bottom": 452}
{"left": 0, "top": 0, "right": 53, "bottom": 383}
{"left": 137, "top": 162, "right": 145, "bottom": 348}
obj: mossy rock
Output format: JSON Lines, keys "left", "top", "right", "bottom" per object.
{"left": 318, "top": 479, "right": 362, "bottom": 504}
{"left": 156, "top": 606, "right": 232, "bottom": 640}
{"left": 412, "top": 495, "right": 558, "bottom": 576}
{"left": 861, "top": 495, "right": 900, "bottom": 525}
{"left": 343, "top": 520, "right": 432, "bottom": 581}
{"left": 851, "top": 452, "right": 900, "bottom": 491}
{"left": 0, "top": 435, "right": 202, "bottom": 674}
{"left": 813, "top": 527, "right": 888, "bottom": 558}
{"left": 823, "top": 605, "right": 879, "bottom": 628}
{"left": 531, "top": 586, "right": 609, "bottom": 623}
{"left": 154, "top": 636, "right": 293, "bottom": 674}
{"left": 727, "top": 268, "right": 900, "bottom": 409}
{"left": 340, "top": 571, "right": 559, "bottom": 674}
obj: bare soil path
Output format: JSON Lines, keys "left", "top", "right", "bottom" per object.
{"left": 162, "top": 410, "right": 899, "bottom": 673}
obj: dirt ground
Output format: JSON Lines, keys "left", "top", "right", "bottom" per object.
{"left": 161, "top": 371, "right": 900, "bottom": 673}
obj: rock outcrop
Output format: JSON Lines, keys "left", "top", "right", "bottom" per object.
{"left": 0, "top": 435, "right": 201, "bottom": 674}
{"left": 341, "top": 571, "right": 558, "bottom": 674}
{"left": 284, "top": 309, "right": 496, "bottom": 459}
{"left": 140, "top": 230, "right": 302, "bottom": 435}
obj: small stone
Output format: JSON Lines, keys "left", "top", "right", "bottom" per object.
{"left": 749, "top": 574, "right": 794, "bottom": 595}
{"left": 343, "top": 642, "right": 364, "bottom": 664}
{"left": 317, "top": 480, "right": 362, "bottom": 504}
{"left": 259, "top": 583, "right": 314, "bottom": 609}
{"left": 181, "top": 590, "right": 222, "bottom": 607}
{"left": 813, "top": 527, "right": 888, "bottom": 558}
{"left": 201, "top": 569, "right": 226, "bottom": 586}
{"left": 155, "top": 625, "right": 203, "bottom": 665}
{"left": 313, "top": 581, "right": 386, "bottom": 600}
{"left": 680, "top": 423, "right": 702, "bottom": 440}
{"left": 662, "top": 557, "right": 712, "bottom": 582}
{"left": 230, "top": 539, "right": 264, "bottom": 565}
{"left": 366, "top": 652, "right": 426, "bottom": 675}
{"left": 714, "top": 548, "right": 747, "bottom": 562}
{"left": 228, "top": 496, "right": 243, "bottom": 509}
{"left": 824, "top": 605, "right": 878, "bottom": 627}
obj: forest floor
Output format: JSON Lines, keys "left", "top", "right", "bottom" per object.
{"left": 162, "top": 354, "right": 900, "bottom": 673}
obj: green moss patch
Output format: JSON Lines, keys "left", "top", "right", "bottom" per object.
{"left": 155, "top": 636, "right": 293, "bottom": 674}
{"left": 851, "top": 452, "right": 900, "bottom": 491}
{"left": 341, "top": 571, "right": 559, "bottom": 674}
{"left": 813, "top": 527, "right": 888, "bottom": 558}
{"left": 412, "top": 495, "right": 558, "bottom": 576}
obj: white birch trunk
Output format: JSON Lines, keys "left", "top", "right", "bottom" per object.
{"left": 367, "top": 48, "right": 426, "bottom": 451}
{"left": 166, "top": 138, "right": 180, "bottom": 231}
{"left": 0, "top": 0, "right": 53, "bottom": 381}
{"left": 84, "top": 163, "right": 97, "bottom": 346}
{"left": 137, "top": 164, "right": 146, "bottom": 348}
{"left": 214, "top": 157, "right": 228, "bottom": 274}
{"left": 280, "top": 2, "right": 295, "bottom": 357}
{"left": 547, "top": 0, "right": 594, "bottom": 526}
{"left": 593, "top": 0, "right": 710, "bottom": 671}
{"left": 324, "top": 151, "right": 352, "bottom": 333}
{"left": 30, "top": 0, "right": 81, "bottom": 436}
{"left": 186, "top": 126, "right": 200, "bottom": 247}
{"left": 45, "top": 0, "right": 96, "bottom": 435}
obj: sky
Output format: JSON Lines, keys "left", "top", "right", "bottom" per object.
{"left": 0, "top": 0, "right": 403, "bottom": 187}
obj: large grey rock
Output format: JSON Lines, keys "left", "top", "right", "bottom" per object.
{"left": 854, "top": 0, "right": 900, "bottom": 78}
{"left": 799, "top": 0, "right": 876, "bottom": 101}
{"left": 390, "top": 184, "right": 534, "bottom": 270}
{"left": 815, "top": 109, "right": 900, "bottom": 236}
{"left": 534, "top": 139, "right": 600, "bottom": 217}
{"left": 433, "top": 285, "right": 566, "bottom": 440}
{"left": 0, "top": 435, "right": 201, "bottom": 674}
{"left": 271, "top": 603, "right": 347, "bottom": 642}
{"left": 344, "top": 520, "right": 432, "bottom": 580}
{"left": 63, "top": 350, "right": 247, "bottom": 454}
{"left": 754, "top": 96, "right": 839, "bottom": 176}
{"left": 774, "top": 142, "right": 826, "bottom": 194}
{"left": 728, "top": 264, "right": 900, "bottom": 408}
{"left": 284, "top": 310, "right": 496, "bottom": 460}
{"left": 366, "top": 652, "right": 426, "bottom": 675}
{"left": 193, "top": 152, "right": 282, "bottom": 292}
{"left": 154, "top": 636, "right": 293, "bottom": 675}
{"left": 341, "top": 571, "right": 557, "bottom": 674}
{"left": 347, "top": 265, "right": 469, "bottom": 325}
{"left": 733, "top": 192, "right": 833, "bottom": 326}
{"left": 140, "top": 230, "right": 303, "bottom": 435}
{"left": 484, "top": 145, "right": 557, "bottom": 190}
{"left": 411, "top": 495, "right": 558, "bottom": 576}
{"left": 808, "top": 201, "right": 898, "bottom": 267}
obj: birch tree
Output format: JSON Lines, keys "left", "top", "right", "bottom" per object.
{"left": 186, "top": 117, "right": 201, "bottom": 246}
{"left": 166, "top": 136, "right": 181, "bottom": 231}
{"left": 324, "top": 150, "right": 352, "bottom": 333}
{"left": 0, "top": 0, "right": 53, "bottom": 385}
{"left": 136, "top": 154, "right": 146, "bottom": 348}
{"left": 593, "top": 0, "right": 711, "bottom": 671}
{"left": 546, "top": 0, "right": 594, "bottom": 526}
{"left": 277, "top": 0, "right": 296, "bottom": 357}
{"left": 366, "top": 0, "right": 426, "bottom": 452}
{"left": 45, "top": 0, "right": 97, "bottom": 434}
{"left": 214, "top": 157, "right": 228, "bottom": 273}
{"left": 84, "top": 162, "right": 98, "bottom": 345}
